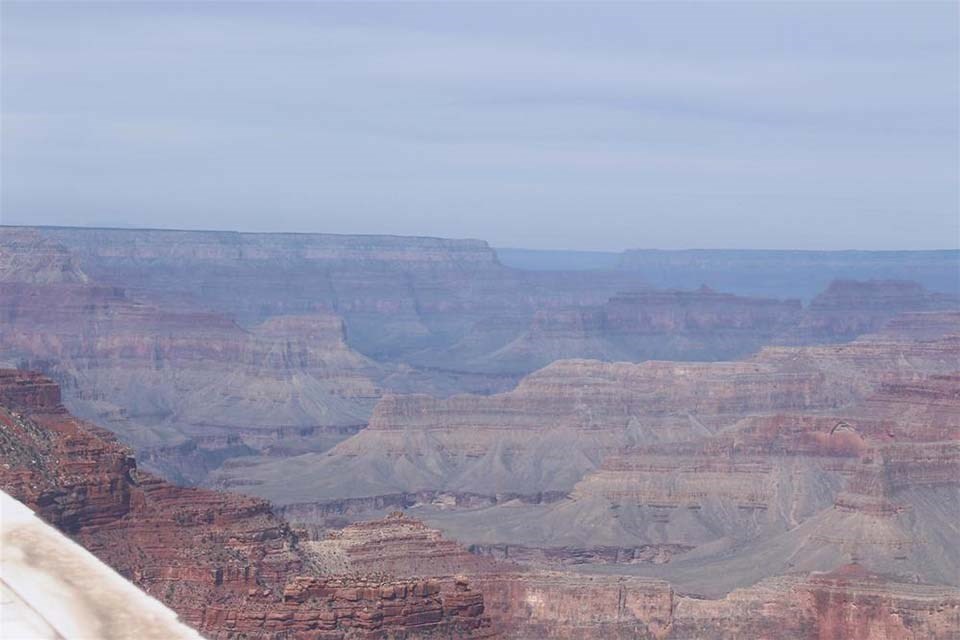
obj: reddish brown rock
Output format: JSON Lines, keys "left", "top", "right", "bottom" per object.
{"left": 0, "top": 370, "right": 494, "bottom": 639}
{"left": 797, "top": 279, "right": 959, "bottom": 341}
{"left": 476, "top": 572, "right": 676, "bottom": 640}
{"left": 673, "top": 565, "right": 960, "bottom": 640}
{"left": 212, "top": 312, "right": 960, "bottom": 507}
{"left": 483, "top": 286, "right": 804, "bottom": 371}
{"left": 0, "top": 248, "right": 384, "bottom": 483}
{"left": 305, "top": 512, "right": 496, "bottom": 578}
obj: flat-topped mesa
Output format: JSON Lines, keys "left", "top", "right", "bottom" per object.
{"left": 869, "top": 310, "right": 960, "bottom": 340}
{"left": 0, "top": 369, "right": 63, "bottom": 412}
{"left": 362, "top": 357, "right": 851, "bottom": 451}
{"left": 797, "top": 279, "right": 960, "bottom": 340}
{"left": 414, "top": 340, "right": 959, "bottom": 569}
{"left": 515, "top": 358, "right": 851, "bottom": 417}
{"left": 487, "top": 287, "right": 805, "bottom": 370}
{"left": 6, "top": 227, "right": 654, "bottom": 375}
{"left": 0, "top": 277, "right": 368, "bottom": 374}
{"left": 616, "top": 248, "right": 960, "bottom": 300}
{"left": 4, "top": 227, "right": 505, "bottom": 329}
{"left": 238, "top": 357, "right": 859, "bottom": 506}
{"left": 0, "top": 263, "right": 383, "bottom": 480}
{"left": 603, "top": 286, "right": 801, "bottom": 333}
{"left": 752, "top": 321, "right": 960, "bottom": 391}
{"left": 0, "top": 227, "right": 89, "bottom": 284}
{"left": 0, "top": 370, "right": 495, "bottom": 639}
{"left": 210, "top": 311, "right": 960, "bottom": 513}
{"left": 20, "top": 226, "right": 501, "bottom": 268}
{"left": 811, "top": 279, "right": 955, "bottom": 310}
{"left": 305, "top": 511, "right": 497, "bottom": 578}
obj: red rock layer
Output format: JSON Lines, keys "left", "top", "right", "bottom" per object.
{"left": 0, "top": 370, "right": 494, "bottom": 639}
{"left": 672, "top": 565, "right": 960, "bottom": 640}
{"left": 0, "top": 252, "right": 383, "bottom": 483}
{"left": 602, "top": 285, "right": 801, "bottom": 334}
{"left": 476, "top": 572, "right": 676, "bottom": 640}
{"left": 799, "top": 279, "right": 959, "bottom": 339}
{"left": 306, "top": 512, "right": 496, "bottom": 578}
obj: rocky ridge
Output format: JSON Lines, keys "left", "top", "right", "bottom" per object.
{"left": 2, "top": 370, "right": 956, "bottom": 639}
{"left": 0, "top": 370, "right": 494, "bottom": 639}
{"left": 209, "top": 313, "right": 960, "bottom": 508}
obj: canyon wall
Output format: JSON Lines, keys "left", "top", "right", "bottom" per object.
{"left": 2, "top": 369, "right": 956, "bottom": 639}
{"left": 0, "top": 370, "right": 495, "bottom": 639}
{"left": 461, "top": 280, "right": 956, "bottom": 374}
{"left": 0, "top": 231, "right": 387, "bottom": 483}
{"left": 15, "top": 226, "right": 649, "bottom": 363}
{"left": 208, "top": 313, "right": 959, "bottom": 509}
{"left": 3, "top": 227, "right": 955, "bottom": 491}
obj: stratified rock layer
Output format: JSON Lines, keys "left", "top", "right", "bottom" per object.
{"left": 0, "top": 370, "right": 494, "bottom": 639}
{"left": 211, "top": 313, "right": 960, "bottom": 507}
{"left": 2, "top": 369, "right": 957, "bottom": 639}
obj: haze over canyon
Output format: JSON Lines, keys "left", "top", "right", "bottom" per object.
{"left": 0, "top": 225, "right": 958, "bottom": 639}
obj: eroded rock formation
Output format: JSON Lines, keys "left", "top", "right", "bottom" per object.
{"left": 0, "top": 370, "right": 494, "bottom": 639}
{"left": 2, "top": 369, "right": 956, "bottom": 639}
{"left": 209, "top": 313, "right": 959, "bottom": 509}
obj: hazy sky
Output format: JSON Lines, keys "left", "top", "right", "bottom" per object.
{"left": 2, "top": 2, "right": 958, "bottom": 250}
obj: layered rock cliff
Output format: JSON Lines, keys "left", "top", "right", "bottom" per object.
{"left": 0, "top": 230, "right": 397, "bottom": 482}
{"left": 670, "top": 565, "right": 960, "bottom": 640}
{"left": 792, "top": 279, "right": 959, "bottom": 342}
{"left": 14, "top": 226, "right": 650, "bottom": 366}
{"left": 6, "top": 228, "right": 955, "bottom": 494}
{"left": 209, "top": 312, "right": 960, "bottom": 508}
{"left": 484, "top": 286, "right": 804, "bottom": 371}
{"left": 0, "top": 370, "right": 494, "bottom": 639}
{"left": 3, "top": 369, "right": 956, "bottom": 639}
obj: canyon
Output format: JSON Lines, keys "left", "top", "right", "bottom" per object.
{"left": 1, "top": 225, "right": 958, "bottom": 638}
{"left": 2, "top": 371, "right": 957, "bottom": 639}
{"left": 0, "top": 370, "right": 494, "bottom": 639}
{"left": 3, "top": 227, "right": 956, "bottom": 490}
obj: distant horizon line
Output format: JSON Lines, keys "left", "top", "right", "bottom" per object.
{"left": 3, "top": 223, "right": 959, "bottom": 254}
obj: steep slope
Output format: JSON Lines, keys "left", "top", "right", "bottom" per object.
{"left": 0, "top": 370, "right": 495, "bottom": 639}
{"left": 6, "top": 228, "right": 955, "bottom": 493}
{"left": 2, "top": 370, "right": 956, "bottom": 639}
{"left": 288, "top": 503, "right": 960, "bottom": 640}
{"left": 209, "top": 313, "right": 959, "bottom": 509}
{"left": 18, "top": 226, "right": 650, "bottom": 370}
{"left": 669, "top": 565, "right": 960, "bottom": 640}
{"left": 791, "top": 279, "right": 959, "bottom": 342}
{"left": 482, "top": 286, "right": 803, "bottom": 372}
{"left": 0, "top": 229, "right": 389, "bottom": 482}
{"left": 210, "top": 355, "right": 854, "bottom": 504}
{"left": 419, "top": 364, "right": 959, "bottom": 598}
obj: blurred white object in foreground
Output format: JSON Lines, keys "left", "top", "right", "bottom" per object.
{"left": 0, "top": 490, "right": 203, "bottom": 640}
